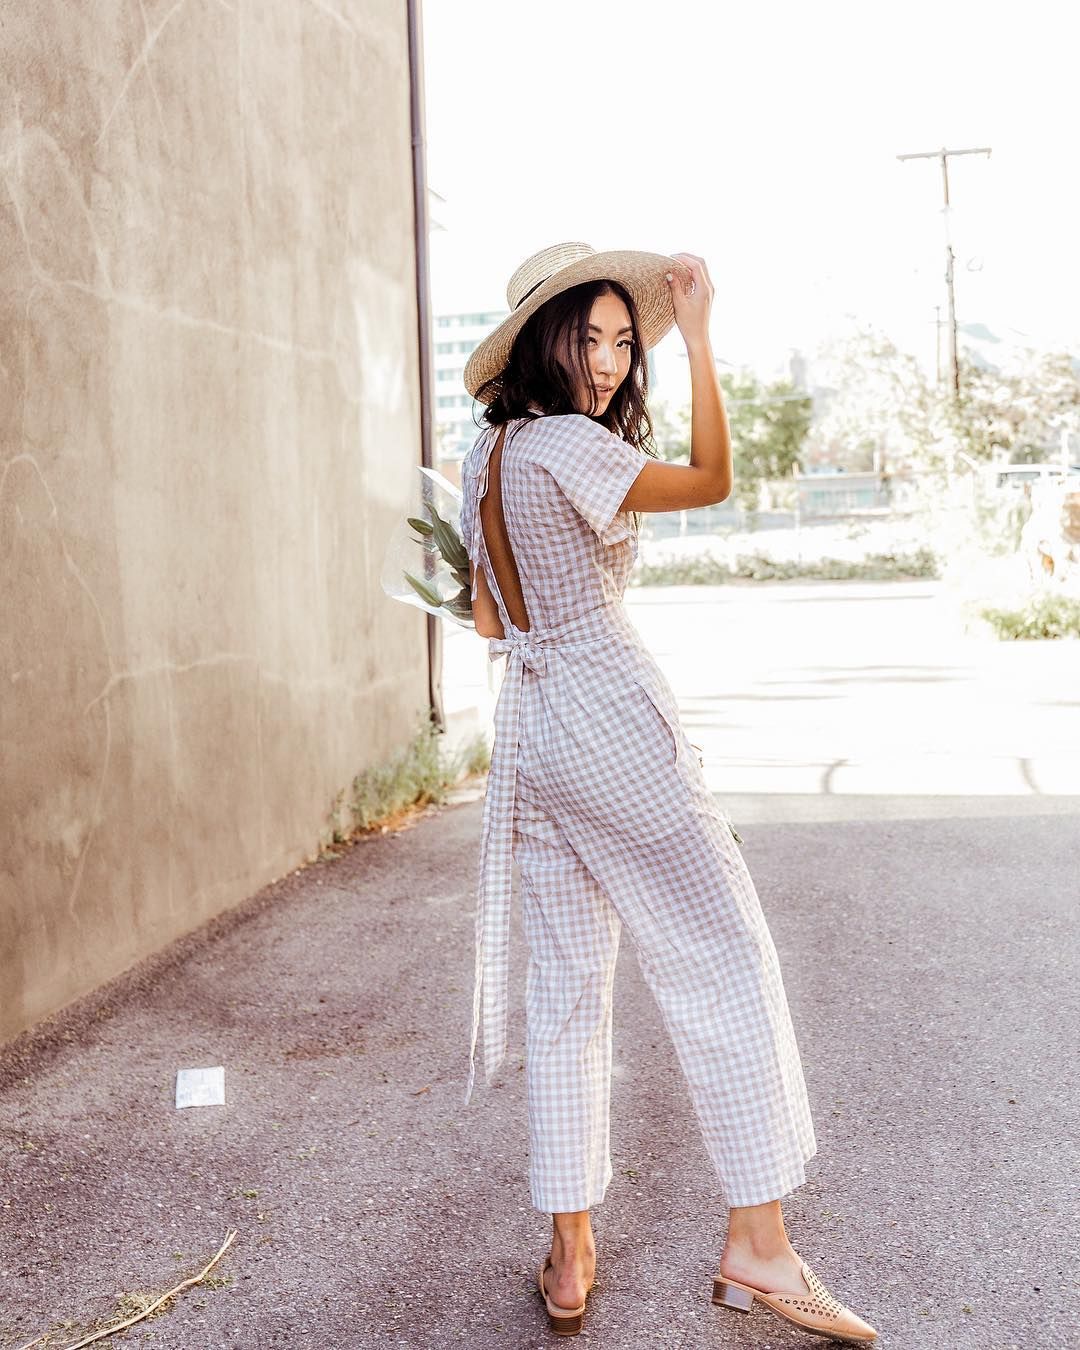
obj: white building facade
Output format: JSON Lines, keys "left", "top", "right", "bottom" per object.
{"left": 433, "top": 309, "right": 508, "bottom": 464}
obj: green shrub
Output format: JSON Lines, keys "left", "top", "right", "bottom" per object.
{"left": 633, "top": 554, "right": 733, "bottom": 586}
{"left": 632, "top": 547, "right": 939, "bottom": 587}
{"left": 979, "top": 592, "right": 1080, "bottom": 640}
{"left": 326, "top": 714, "right": 490, "bottom": 844}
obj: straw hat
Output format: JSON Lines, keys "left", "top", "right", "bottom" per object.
{"left": 462, "top": 242, "right": 692, "bottom": 403}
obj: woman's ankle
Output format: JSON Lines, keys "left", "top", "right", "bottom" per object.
{"left": 552, "top": 1232, "right": 595, "bottom": 1259}
{"left": 552, "top": 1210, "right": 592, "bottom": 1236}
{"left": 722, "top": 1234, "right": 797, "bottom": 1263}
{"left": 551, "top": 1233, "right": 594, "bottom": 1268}
{"left": 723, "top": 1200, "right": 796, "bottom": 1262}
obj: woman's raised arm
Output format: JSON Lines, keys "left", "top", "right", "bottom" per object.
{"left": 620, "top": 253, "right": 732, "bottom": 513}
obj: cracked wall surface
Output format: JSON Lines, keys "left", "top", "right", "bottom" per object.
{"left": 0, "top": 1, "right": 428, "bottom": 1042}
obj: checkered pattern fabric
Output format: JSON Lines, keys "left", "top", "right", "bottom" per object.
{"left": 458, "top": 412, "right": 817, "bottom": 1212}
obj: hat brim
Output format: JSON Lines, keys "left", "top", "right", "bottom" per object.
{"left": 462, "top": 249, "right": 693, "bottom": 403}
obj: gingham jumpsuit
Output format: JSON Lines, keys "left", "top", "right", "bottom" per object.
{"left": 458, "top": 411, "right": 817, "bottom": 1214}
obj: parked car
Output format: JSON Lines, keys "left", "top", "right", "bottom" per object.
{"left": 992, "top": 463, "right": 1080, "bottom": 491}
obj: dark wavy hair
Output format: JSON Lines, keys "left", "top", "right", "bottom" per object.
{"left": 474, "top": 279, "right": 657, "bottom": 457}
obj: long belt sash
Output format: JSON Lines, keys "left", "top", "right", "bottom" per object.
{"left": 462, "top": 607, "right": 625, "bottom": 1105}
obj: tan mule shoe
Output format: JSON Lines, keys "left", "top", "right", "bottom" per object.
{"left": 712, "top": 1258, "right": 877, "bottom": 1344}
{"left": 538, "top": 1257, "right": 588, "bottom": 1336}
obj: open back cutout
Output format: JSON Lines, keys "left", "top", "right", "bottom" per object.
{"left": 478, "top": 424, "right": 531, "bottom": 633}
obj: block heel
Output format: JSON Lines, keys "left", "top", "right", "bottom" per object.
{"left": 712, "top": 1277, "right": 755, "bottom": 1311}
{"left": 538, "top": 1258, "right": 588, "bottom": 1337}
{"left": 709, "top": 1260, "right": 877, "bottom": 1344}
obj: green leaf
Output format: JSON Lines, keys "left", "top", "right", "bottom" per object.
{"left": 428, "top": 505, "right": 470, "bottom": 570}
{"left": 403, "top": 571, "right": 445, "bottom": 608}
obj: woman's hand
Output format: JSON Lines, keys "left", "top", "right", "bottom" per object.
{"left": 666, "top": 253, "right": 714, "bottom": 350}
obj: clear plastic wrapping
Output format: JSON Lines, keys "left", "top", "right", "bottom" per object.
{"left": 380, "top": 466, "right": 474, "bottom": 628}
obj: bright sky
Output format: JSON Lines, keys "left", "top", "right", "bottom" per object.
{"left": 422, "top": 0, "right": 1079, "bottom": 391}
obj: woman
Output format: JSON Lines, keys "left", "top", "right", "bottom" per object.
{"left": 457, "top": 242, "right": 876, "bottom": 1344}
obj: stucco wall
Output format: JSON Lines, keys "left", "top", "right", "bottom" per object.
{"left": 0, "top": 2, "right": 428, "bottom": 1043}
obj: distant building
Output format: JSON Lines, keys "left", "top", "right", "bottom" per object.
{"left": 433, "top": 309, "right": 508, "bottom": 462}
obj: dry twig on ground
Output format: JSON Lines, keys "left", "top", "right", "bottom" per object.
{"left": 15, "top": 1227, "right": 238, "bottom": 1350}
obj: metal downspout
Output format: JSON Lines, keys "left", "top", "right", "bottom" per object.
{"left": 406, "top": 0, "right": 443, "bottom": 729}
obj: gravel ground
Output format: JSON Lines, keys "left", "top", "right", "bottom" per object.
{"left": 1, "top": 787, "right": 1077, "bottom": 1349}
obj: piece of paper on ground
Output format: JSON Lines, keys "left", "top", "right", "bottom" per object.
{"left": 175, "top": 1066, "right": 226, "bottom": 1108}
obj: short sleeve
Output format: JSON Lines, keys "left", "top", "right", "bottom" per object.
{"left": 458, "top": 453, "right": 476, "bottom": 555}
{"left": 541, "top": 415, "right": 650, "bottom": 546}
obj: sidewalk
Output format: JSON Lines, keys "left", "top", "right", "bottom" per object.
{"left": 3, "top": 580, "right": 1078, "bottom": 1347}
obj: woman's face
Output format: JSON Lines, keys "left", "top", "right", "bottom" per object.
{"left": 564, "top": 290, "right": 634, "bottom": 415}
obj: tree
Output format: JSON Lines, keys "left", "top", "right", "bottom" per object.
{"left": 649, "top": 375, "right": 813, "bottom": 514}
{"left": 804, "top": 329, "right": 935, "bottom": 473}
{"left": 949, "top": 349, "right": 1080, "bottom": 463}
{"left": 719, "top": 372, "right": 812, "bottom": 513}
{"left": 805, "top": 325, "right": 1080, "bottom": 475}
{"left": 649, "top": 398, "right": 691, "bottom": 462}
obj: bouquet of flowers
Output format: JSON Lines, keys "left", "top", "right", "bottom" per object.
{"left": 380, "top": 466, "right": 474, "bottom": 627}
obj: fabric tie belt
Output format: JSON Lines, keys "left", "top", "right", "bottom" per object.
{"left": 463, "top": 604, "right": 629, "bottom": 1105}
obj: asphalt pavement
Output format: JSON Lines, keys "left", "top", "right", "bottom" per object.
{"left": 2, "top": 579, "right": 1077, "bottom": 1349}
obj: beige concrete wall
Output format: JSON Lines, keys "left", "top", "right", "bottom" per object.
{"left": 0, "top": 2, "right": 429, "bottom": 1043}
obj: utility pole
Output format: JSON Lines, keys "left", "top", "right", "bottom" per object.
{"left": 898, "top": 145, "right": 991, "bottom": 401}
